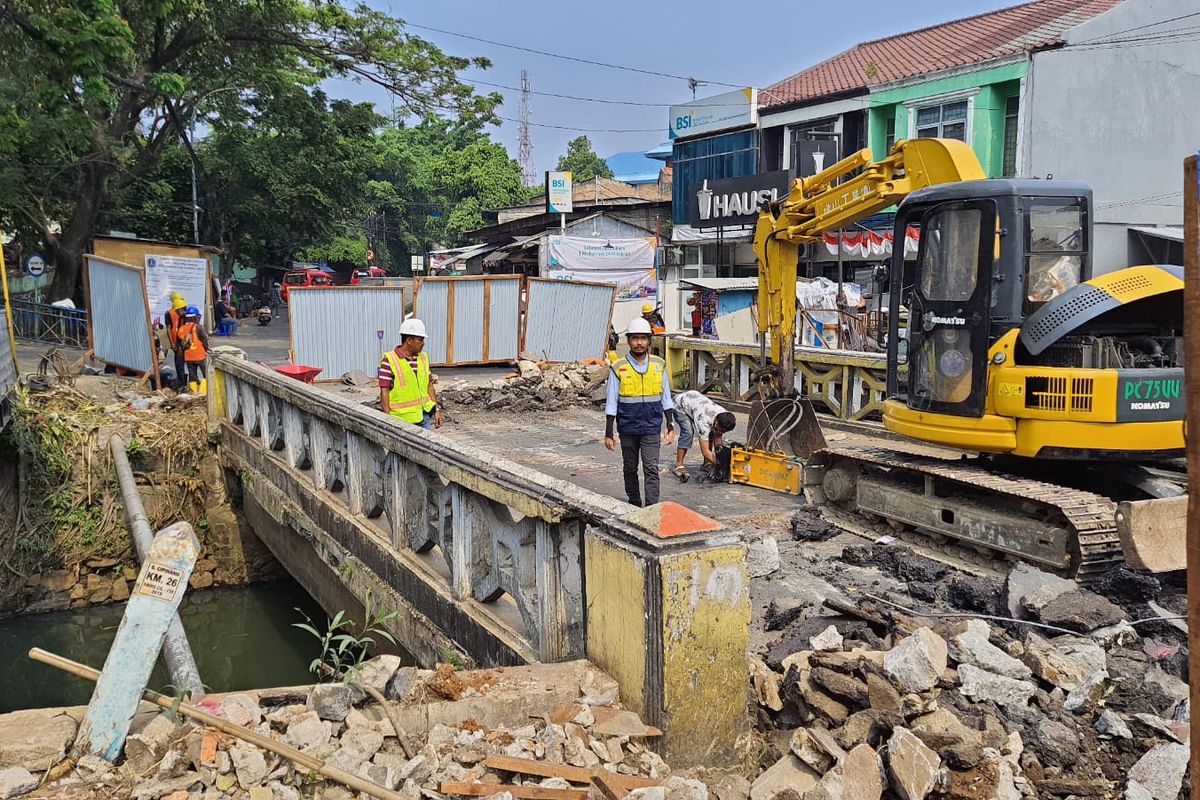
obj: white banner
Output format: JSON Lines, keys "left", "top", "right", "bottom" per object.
{"left": 546, "top": 235, "right": 656, "bottom": 301}
{"left": 145, "top": 254, "right": 209, "bottom": 325}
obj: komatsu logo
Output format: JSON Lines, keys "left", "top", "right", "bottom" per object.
{"left": 1123, "top": 378, "right": 1180, "bottom": 410}
{"left": 928, "top": 315, "right": 967, "bottom": 326}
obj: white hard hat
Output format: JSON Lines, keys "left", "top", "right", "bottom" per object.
{"left": 399, "top": 318, "right": 427, "bottom": 338}
{"left": 626, "top": 317, "right": 653, "bottom": 336}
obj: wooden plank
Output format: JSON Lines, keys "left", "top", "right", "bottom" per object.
{"left": 440, "top": 782, "right": 588, "bottom": 800}
{"left": 1183, "top": 151, "right": 1199, "bottom": 784}
{"left": 74, "top": 522, "right": 200, "bottom": 761}
{"left": 446, "top": 281, "right": 456, "bottom": 364}
{"left": 482, "top": 755, "right": 659, "bottom": 791}
{"left": 482, "top": 279, "right": 492, "bottom": 362}
{"left": 592, "top": 772, "right": 627, "bottom": 800}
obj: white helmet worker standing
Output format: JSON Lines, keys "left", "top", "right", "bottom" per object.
{"left": 399, "top": 317, "right": 427, "bottom": 338}
{"left": 626, "top": 317, "right": 653, "bottom": 336}
{"left": 379, "top": 317, "right": 441, "bottom": 430}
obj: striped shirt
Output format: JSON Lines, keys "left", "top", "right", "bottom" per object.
{"left": 378, "top": 349, "right": 421, "bottom": 390}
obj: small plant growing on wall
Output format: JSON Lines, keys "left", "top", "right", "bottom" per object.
{"left": 293, "top": 595, "right": 399, "bottom": 685}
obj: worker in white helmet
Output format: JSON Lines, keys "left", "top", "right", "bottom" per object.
{"left": 603, "top": 317, "right": 676, "bottom": 506}
{"left": 378, "top": 317, "right": 442, "bottom": 429}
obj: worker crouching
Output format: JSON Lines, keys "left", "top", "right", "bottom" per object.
{"left": 604, "top": 318, "right": 676, "bottom": 506}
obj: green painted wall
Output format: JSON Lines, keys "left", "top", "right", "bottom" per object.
{"left": 867, "top": 62, "right": 1026, "bottom": 177}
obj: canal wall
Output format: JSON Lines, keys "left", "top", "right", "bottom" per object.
{"left": 3, "top": 378, "right": 282, "bottom": 619}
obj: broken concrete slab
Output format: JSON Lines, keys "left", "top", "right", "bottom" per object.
{"left": 1127, "top": 742, "right": 1188, "bottom": 800}
{"left": 957, "top": 665, "right": 1035, "bottom": 709}
{"left": 947, "top": 620, "right": 1032, "bottom": 681}
{"left": 0, "top": 767, "right": 37, "bottom": 800}
{"left": 1094, "top": 710, "right": 1132, "bottom": 739}
{"left": 1037, "top": 590, "right": 1125, "bottom": 633}
{"left": 909, "top": 709, "right": 984, "bottom": 769}
{"left": 789, "top": 728, "right": 843, "bottom": 774}
{"left": 745, "top": 535, "right": 781, "bottom": 579}
{"left": 886, "top": 727, "right": 942, "bottom": 800}
{"left": 883, "top": 628, "right": 947, "bottom": 694}
{"left": 1063, "top": 671, "right": 1109, "bottom": 714}
{"left": 1005, "top": 563, "right": 1074, "bottom": 619}
{"left": 1020, "top": 633, "right": 1106, "bottom": 692}
{"left": 749, "top": 754, "right": 818, "bottom": 800}
{"left": 0, "top": 710, "right": 78, "bottom": 770}
{"left": 809, "top": 626, "right": 843, "bottom": 652}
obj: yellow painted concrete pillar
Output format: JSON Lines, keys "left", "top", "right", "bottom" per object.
{"left": 584, "top": 502, "right": 749, "bottom": 767}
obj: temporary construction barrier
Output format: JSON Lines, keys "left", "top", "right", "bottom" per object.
{"left": 289, "top": 286, "right": 406, "bottom": 378}
{"left": 84, "top": 255, "right": 158, "bottom": 378}
{"left": 413, "top": 275, "right": 522, "bottom": 366}
{"left": 0, "top": 247, "right": 18, "bottom": 429}
{"left": 522, "top": 278, "right": 616, "bottom": 362}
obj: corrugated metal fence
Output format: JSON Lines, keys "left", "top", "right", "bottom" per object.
{"left": 289, "top": 286, "right": 406, "bottom": 378}
{"left": 414, "top": 276, "right": 522, "bottom": 366}
{"left": 84, "top": 255, "right": 156, "bottom": 373}
{"left": 0, "top": 296, "right": 17, "bottom": 429}
{"left": 522, "top": 278, "right": 615, "bottom": 362}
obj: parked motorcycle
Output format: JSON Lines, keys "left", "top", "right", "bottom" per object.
{"left": 256, "top": 306, "right": 272, "bottom": 326}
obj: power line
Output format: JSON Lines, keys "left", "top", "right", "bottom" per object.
{"left": 1065, "top": 24, "right": 1200, "bottom": 51}
{"left": 1071, "top": 10, "right": 1200, "bottom": 44}
{"left": 494, "top": 114, "right": 660, "bottom": 133}
{"left": 470, "top": 79, "right": 747, "bottom": 108}
{"left": 405, "top": 22, "right": 743, "bottom": 88}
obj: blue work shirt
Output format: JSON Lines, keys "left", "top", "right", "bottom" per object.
{"left": 605, "top": 353, "right": 674, "bottom": 417}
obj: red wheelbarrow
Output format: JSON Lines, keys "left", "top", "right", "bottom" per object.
{"left": 273, "top": 364, "right": 323, "bottom": 384}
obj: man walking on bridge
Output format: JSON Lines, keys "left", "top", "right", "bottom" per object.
{"left": 604, "top": 318, "right": 676, "bottom": 506}
{"left": 379, "top": 317, "right": 442, "bottom": 430}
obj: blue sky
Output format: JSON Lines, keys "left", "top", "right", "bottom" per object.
{"left": 330, "top": 0, "right": 1022, "bottom": 174}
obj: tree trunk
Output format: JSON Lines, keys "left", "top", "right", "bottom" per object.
{"left": 48, "top": 162, "right": 110, "bottom": 304}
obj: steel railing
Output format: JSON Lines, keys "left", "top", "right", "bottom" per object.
{"left": 10, "top": 299, "right": 88, "bottom": 348}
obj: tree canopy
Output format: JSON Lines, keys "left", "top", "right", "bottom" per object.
{"left": 555, "top": 136, "right": 614, "bottom": 183}
{"left": 0, "top": 0, "right": 504, "bottom": 297}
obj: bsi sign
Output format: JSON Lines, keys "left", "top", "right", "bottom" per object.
{"left": 669, "top": 88, "right": 757, "bottom": 140}
{"left": 691, "top": 170, "right": 791, "bottom": 229}
{"left": 546, "top": 171, "right": 573, "bottom": 214}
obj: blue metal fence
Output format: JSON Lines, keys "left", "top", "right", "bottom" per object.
{"left": 11, "top": 299, "right": 88, "bottom": 348}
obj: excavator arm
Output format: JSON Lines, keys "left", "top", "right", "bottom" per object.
{"left": 753, "top": 138, "right": 986, "bottom": 369}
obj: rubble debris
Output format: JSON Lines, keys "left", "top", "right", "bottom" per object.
{"left": 1004, "top": 562, "right": 1074, "bottom": 619}
{"left": 886, "top": 727, "right": 941, "bottom": 800}
{"left": 749, "top": 755, "right": 817, "bottom": 800}
{"left": 957, "top": 665, "right": 1035, "bottom": 709}
{"left": 439, "top": 361, "right": 609, "bottom": 413}
{"left": 789, "top": 508, "right": 839, "bottom": 543}
{"left": 808, "top": 625, "right": 843, "bottom": 652}
{"left": 840, "top": 546, "right": 949, "bottom": 586}
{"left": 883, "top": 627, "right": 947, "bottom": 694}
{"left": 1093, "top": 709, "right": 1132, "bottom": 739}
{"left": 947, "top": 619, "right": 1031, "bottom": 681}
{"left": 1036, "top": 590, "right": 1125, "bottom": 633}
{"left": 745, "top": 535, "right": 781, "bottom": 579}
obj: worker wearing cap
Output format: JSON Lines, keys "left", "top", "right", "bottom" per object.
{"left": 379, "top": 318, "right": 442, "bottom": 430}
{"left": 164, "top": 292, "right": 187, "bottom": 387}
{"left": 641, "top": 302, "right": 665, "bottom": 334}
{"left": 175, "top": 306, "right": 209, "bottom": 393}
{"left": 604, "top": 317, "right": 676, "bottom": 506}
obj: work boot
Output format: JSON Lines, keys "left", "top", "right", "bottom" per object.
{"left": 673, "top": 466, "right": 689, "bottom": 483}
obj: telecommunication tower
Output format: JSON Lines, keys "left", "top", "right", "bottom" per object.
{"left": 517, "top": 69, "right": 535, "bottom": 186}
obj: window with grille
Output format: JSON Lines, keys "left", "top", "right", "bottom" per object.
{"left": 915, "top": 100, "right": 968, "bottom": 141}
{"left": 885, "top": 116, "right": 896, "bottom": 152}
{"left": 1002, "top": 95, "right": 1020, "bottom": 177}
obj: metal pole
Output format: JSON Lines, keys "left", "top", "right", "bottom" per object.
{"left": 1182, "top": 152, "right": 1199, "bottom": 795}
{"left": 190, "top": 109, "right": 200, "bottom": 245}
{"left": 110, "top": 435, "right": 205, "bottom": 698}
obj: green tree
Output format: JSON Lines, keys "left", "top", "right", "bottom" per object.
{"left": 0, "top": 0, "right": 497, "bottom": 298}
{"left": 555, "top": 136, "right": 613, "bottom": 182}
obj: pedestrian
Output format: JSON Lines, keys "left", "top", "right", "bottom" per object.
{"left": 270, "top": 281, "right": 283, "bottom": 311}
{"left": 164, "top": 292, "right": 188, "bottom": 388}
{"left": 641, "top": 302, "right": 666, "bottom": 333}
{"left": 175, "top": 306, "right": 209, "bottom": 393}
{"left": 686, "top": 291, "right": 702, "bottom": 336}
{"left": 604, "top": 317, "right": 676, "bottom": 506}
{"left": 378, "top": 317, "right": 442, "bottom": 430}
{"left": 671, "top": 389, "right": 737, "bottom": 483}
{"left": 222, "top": 278, "right": 233, "bottom": 305}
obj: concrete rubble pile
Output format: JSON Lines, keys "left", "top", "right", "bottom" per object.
{"left": 749, "top": 560, "right": 1191, "bottom": 800}
{"left": 438, "top": 356, "right": 610, "bottom": 413}
{"left": 18, "top": 660, "right": 708, "bottom": 800}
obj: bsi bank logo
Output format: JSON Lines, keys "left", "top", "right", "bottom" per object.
{"left": 675, "top": 115, "right": 692, "bottom": 132}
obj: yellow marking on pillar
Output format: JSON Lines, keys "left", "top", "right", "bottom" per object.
{"left": 583, "top": 532, "right": 646, "bottom": 716}
{"left": 659, "top": 544, "right": 750, "bottom": 766}
{"left": 209, "top": 367, "right": 226, "bottom": 420}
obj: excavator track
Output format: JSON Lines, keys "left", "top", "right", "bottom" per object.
{"left": 806, "top": 445, "right": 1124, "bottom": 583}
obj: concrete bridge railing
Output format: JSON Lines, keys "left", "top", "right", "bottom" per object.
{"left": 209, "top": 354, "right": 749, "bottom": 767}
{"left": 665, "top": 336, "right": 889, "bottom": 420}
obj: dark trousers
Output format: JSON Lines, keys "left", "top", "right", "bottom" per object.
{"left": 173, "top": 351, "right": 186, "bottom": 388}
{"left": 620, "top": 433, "right": 661, "bottom": 507}
{"left": 186, "top": 361, "right": 207, "bottom": 382}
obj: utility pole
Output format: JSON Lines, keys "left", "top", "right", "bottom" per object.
{"left": 518, "top": 70, "right": 535, "bottom": 187}
{"left": 1184, "top": 151, "right": 1199, "bottom": 794}
{"left": 190, "top": 109, "right": 200, "bottom": 244}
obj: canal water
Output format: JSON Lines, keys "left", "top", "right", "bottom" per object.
{"left": 0, "top": 580, "right": 329, "bottom": 713}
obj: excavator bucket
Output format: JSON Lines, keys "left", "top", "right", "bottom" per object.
{"left": 746, "top": 396, "right": 827, "bottom": 459}
{"left": 1115, "top": 496, "right": 1187, "bottom": 573}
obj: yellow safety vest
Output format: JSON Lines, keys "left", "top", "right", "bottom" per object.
{"left": 614, "top": 355, "right": 666, "bottom": 435}
{"left": 382, "top": 350, "right": 434, "bottom": 423}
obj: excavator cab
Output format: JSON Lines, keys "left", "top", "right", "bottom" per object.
{"left": 886, "top": 180, "right": 1094, "bottom": 419}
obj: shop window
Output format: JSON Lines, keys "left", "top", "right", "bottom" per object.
{"left": 915, "top": 100, "right": 968, "bottom": 141}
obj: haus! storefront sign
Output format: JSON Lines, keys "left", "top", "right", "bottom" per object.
{"left": 690, "top": 170, "right": 791, "bottom": 229}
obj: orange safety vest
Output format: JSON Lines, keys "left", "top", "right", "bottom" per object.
{"left": 381, "top": 350, "right": 434, "bottom": 423}
{"left": 176, "top": 322, "right": 207, "bottom": 362}
{"left": 166, "top": 307, "right": 184, "bottom": 346}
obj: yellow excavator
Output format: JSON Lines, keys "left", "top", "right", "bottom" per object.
{"left": 745, "top": 138, "right": 1185, "bottom": 580}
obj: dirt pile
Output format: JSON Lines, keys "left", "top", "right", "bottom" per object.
{"left": 750, "top": 557, "right": 1190, "bottom": 800}
{"left": 439, "top": 359, "right": 610, "bottom": 413}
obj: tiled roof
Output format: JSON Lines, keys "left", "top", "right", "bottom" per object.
{"left": 761, "top": 0, "right": 1121, "bottom": 110}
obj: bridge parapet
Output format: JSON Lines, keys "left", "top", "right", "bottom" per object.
{"left": 209, "top": 354, "right": 749, "bottom": 767}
